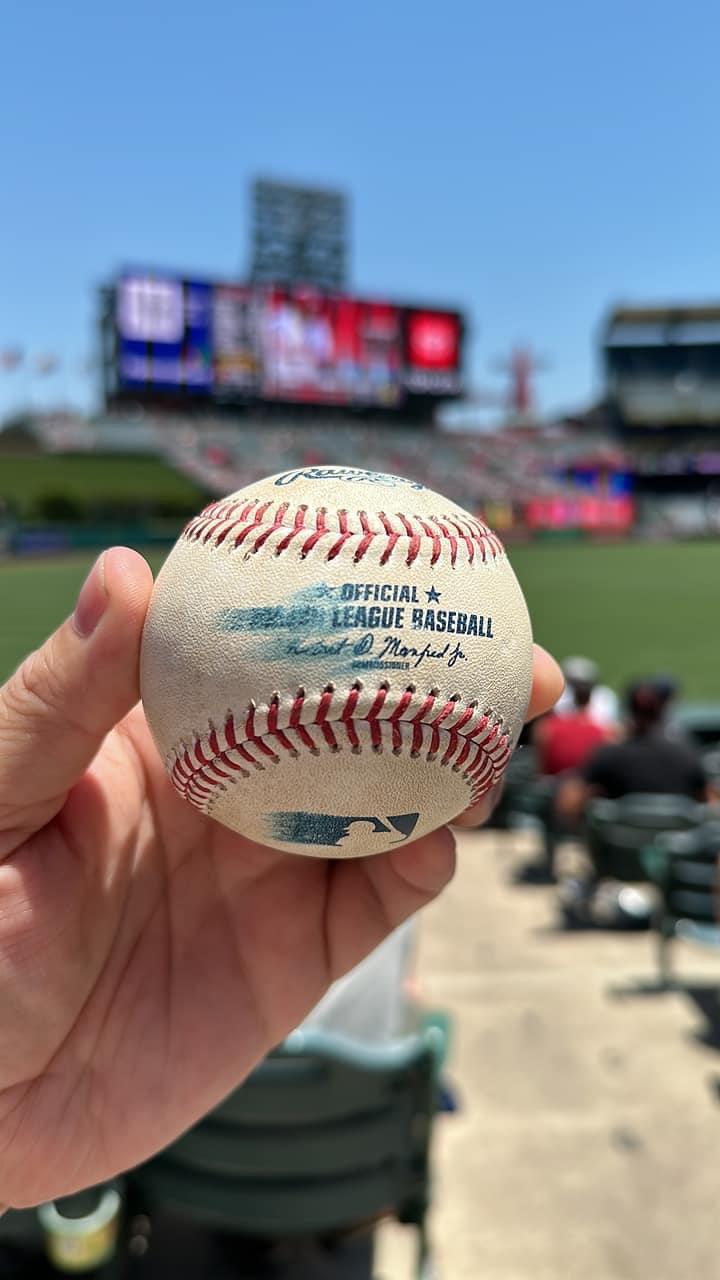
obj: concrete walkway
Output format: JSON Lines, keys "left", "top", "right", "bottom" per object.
{"left": 377, "top": 828, "right": 720, "bottom": 1280}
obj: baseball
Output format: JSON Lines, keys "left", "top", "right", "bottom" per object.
{"left": 140, "top": 466, "right": 534, "bottom": 857}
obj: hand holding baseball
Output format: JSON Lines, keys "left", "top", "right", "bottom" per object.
{"left": 0, "top": 547, "right": 562, "bottom": 1207}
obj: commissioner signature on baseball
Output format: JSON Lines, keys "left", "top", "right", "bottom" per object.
{"left": 287, "top": 632, "right": 467, "bottom": 671}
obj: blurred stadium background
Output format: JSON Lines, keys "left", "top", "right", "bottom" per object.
{"left": 2, "top": 180, "right": 720, "bottom": 695}
{"left": 3, "top": 177, "right": 720, "bottom": 1278}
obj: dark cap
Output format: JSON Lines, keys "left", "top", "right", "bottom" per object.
{"left": 625, "top": 681, "right": 664, "bottom": 720}
{"left": 651, "top": 674, "right": 679, "bottom": 705}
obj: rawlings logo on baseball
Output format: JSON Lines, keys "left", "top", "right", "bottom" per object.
{"left": 140, "top": 465, "right": 534, "bottom": 858}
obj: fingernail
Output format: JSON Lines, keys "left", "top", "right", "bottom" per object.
{"left": 72, "top": 553, "right": 108, "bottom": 638}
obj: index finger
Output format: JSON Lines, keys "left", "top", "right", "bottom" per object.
{"left": 525, "top": 643, "right": 565, "bottom": 723}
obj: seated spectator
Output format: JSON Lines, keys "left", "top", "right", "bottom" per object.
{"left": 557, "top": 680, "right": 710, "bottom": 824}
{"left": 554, "top": 680, "right": 711, "bottom": 927}
{"left": 554, "top": 655, "right": 619, "bottom": 729}
{"left": 651, "top": 673, "right": 696, "bottom": 745}
{"left": 535, "top": 675, "right": 612, "bottom": 776}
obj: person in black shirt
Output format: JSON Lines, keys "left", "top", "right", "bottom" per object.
{"left": 557, "top": 680, "right": 709, "bottom": 824}
{"left": 555, "top": 681, "right": 711, "bottom": 927}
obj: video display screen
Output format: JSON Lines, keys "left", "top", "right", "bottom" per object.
{"left": 115, "top": 274, "right": 463, "bottom": 406}
{"left": 117, "top": 277, "right": 212, "bottom": 392}
{"left": 212, "top": 285, "right": 260, "bottom": 393}
{"left": 260, "top": 287, "right": 402, "bottom": 406}
{"left": 403, "top": 309, "right": 463, "bottom": 395}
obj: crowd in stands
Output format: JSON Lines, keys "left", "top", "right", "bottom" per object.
{"left": 13, "top": 409, "right": 626, "bottom": 522}
{"left": 10, "top": 407, "right": 720, "bottom": 538}
{"left": 513, "top": 660, "right": 720, "bottom": 926}
{"left": 158, "top": 413, "right": 626, "bottom": 517}
{"left": 631, "top": 444, "right": 720, "bottom": 476}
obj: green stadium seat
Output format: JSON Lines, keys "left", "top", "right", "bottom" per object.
{"left": 489, "top": 747, "right": 558, "bottom": 876}
{"left": 485, "top": 745, "right": 540, "bottom": 829}
{"left": 670, "top": 701, "right": 720, "bottom": 750}
{"left": 641, "top": 823, "right": 720, "bottom": 988}
{"left": 701, "top": 747, "right": 720, "bottom": 791}
{"left": 584, "top": 793, "right": 709, "bottom": 886}
{"left": 128, "top": 1021, "right": 449, "bottom": 1279}
{"left": 0, "top": 1022, "right": 449, "bottom": 1278}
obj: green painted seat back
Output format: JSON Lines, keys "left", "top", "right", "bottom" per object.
{"left": 585, "top": 794, "right": 707, "bottom": 882}
{"left": 670, "top": 702, "right": 720, "bottom": 750}
{"left": 131, "top": 1026, "right": 446, "bottom": 1238}
{"left": 701, "top": 748, "right": 720, "bottom": 786}
{"left": 644, "top": 823, "right": 720, "bottom": 933}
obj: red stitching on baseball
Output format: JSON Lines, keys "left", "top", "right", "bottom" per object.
{"left": 341, "top": 684, "right": 361, "bottom": 720}
{"left": 296, "top": 724, "right": 318, "bottom": 753}
{"left": 300, "top": 529, "right": 324, "bottom": 557}
{"left": 389, "top": 688, "right": 414, "bottom": 721}
{"left": 182, "top": 498, "right": 504, "bottom": 567}
{"left": 367, "top": 684, "right": 389, "bottom": 719}
{"left": 275, "top": 526, "right": 303, "bottom": 554}
{"left": 326, "top": 531, "right": 353, "bottom": 560}
{"left": 317, "top": 686, "right": 334, "bottom": 723}
{"left": 289, "top": 690, "right": 305, "bottom": 728}
{"left": 168, "top": 685, "right": 511, "bottom": 816}
{"left": 417, "top": 519, "right": 442, "bottom": 565}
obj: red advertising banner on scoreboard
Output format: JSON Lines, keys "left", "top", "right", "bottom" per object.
{"left": 260, "top": 287, "right": 402, "bottom": 406}
{"left": 403, "top": 309, "right": 463, "bottom": 395}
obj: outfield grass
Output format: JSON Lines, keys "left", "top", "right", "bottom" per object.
{"left": 0, "top": 454, "right": 206, "bottom": 514}
{"left": 0, "top": 551, "right": 165, "bottom": 680}
{"left": 0, "top": 541, "right": 718, "bottom": 697}
{"left": 510, "top": 540, "right": 720, "bottom": 699}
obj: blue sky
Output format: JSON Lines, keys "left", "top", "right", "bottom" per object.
{"left": 2, "top": 0, "right": 719, "bottom": 421}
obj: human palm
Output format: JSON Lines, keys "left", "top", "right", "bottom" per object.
{"left": 0, "top": 549, "right": 562, "bottom": 1207}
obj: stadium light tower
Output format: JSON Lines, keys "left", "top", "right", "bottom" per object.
{"left": 249, "top": 178, "right": 348, "bottom": 291}
{"left": 492, "top": 346, "right": 549, "bottom": 424}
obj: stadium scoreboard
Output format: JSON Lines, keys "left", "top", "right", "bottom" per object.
{"left": 111, "top": 272, "right": 465, "bottom": 408}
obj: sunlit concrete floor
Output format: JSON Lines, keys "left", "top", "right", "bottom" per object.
{"left": 377, "top": 828, "right": 720, "bottom": 1280}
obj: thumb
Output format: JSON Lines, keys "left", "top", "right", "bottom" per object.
{"left": 0, "top": 548, "right": 153, "bottom": 856}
